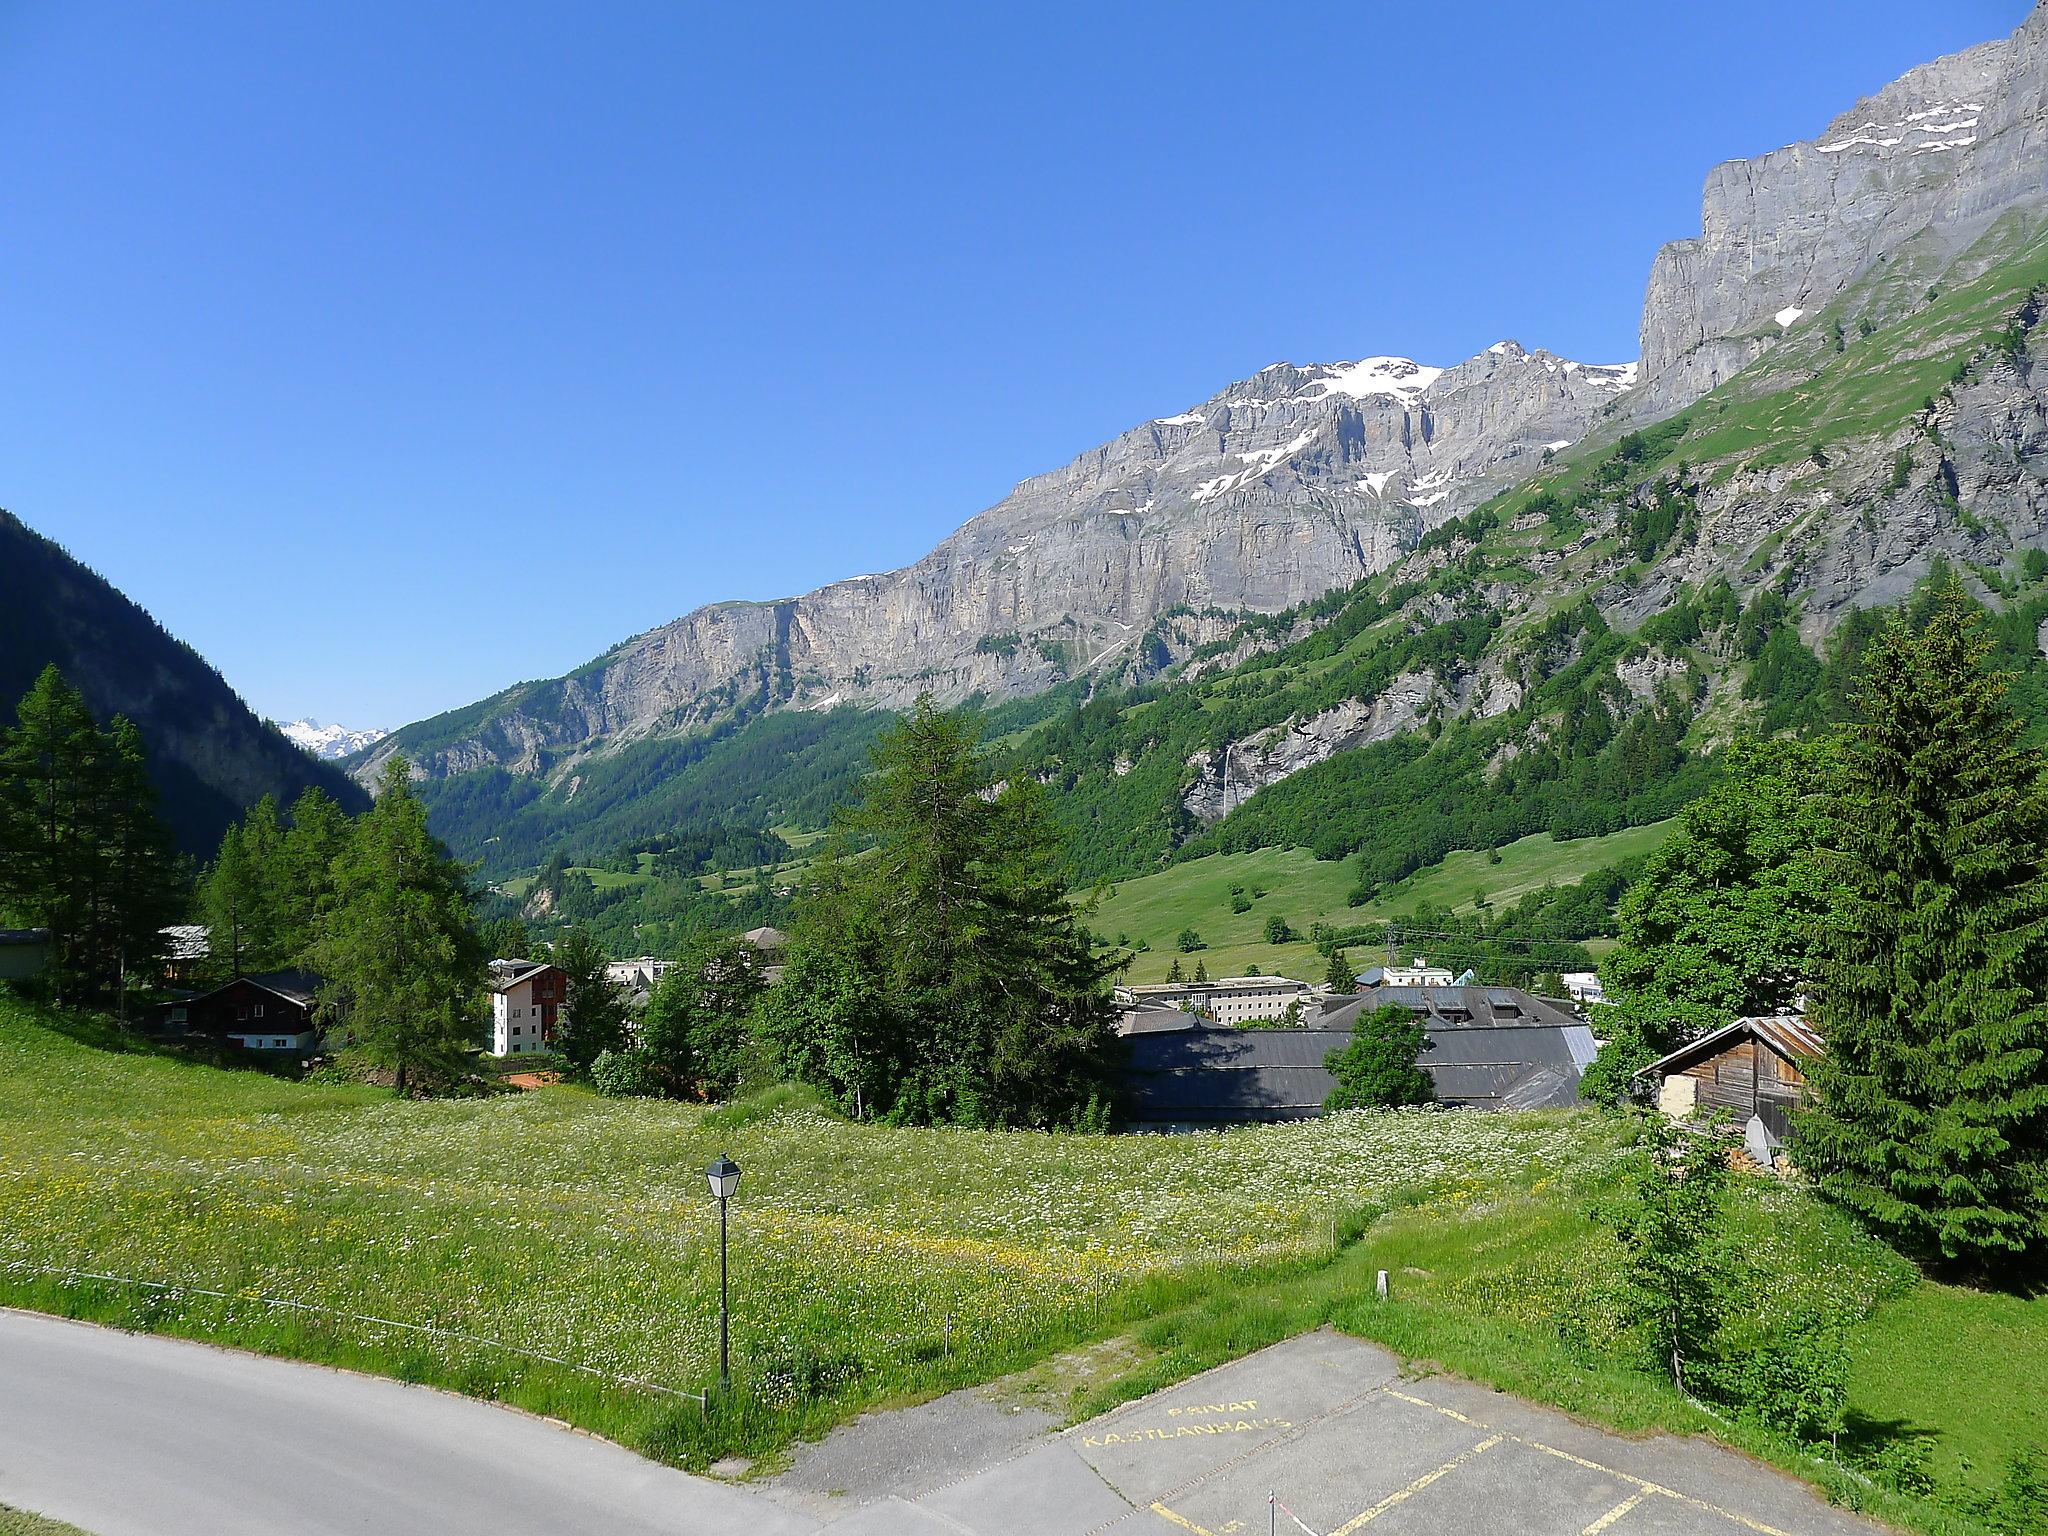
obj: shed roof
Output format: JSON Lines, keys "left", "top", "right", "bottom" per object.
{"left": 1634, "top": 1014, "right": 1823, "bottom": 1082}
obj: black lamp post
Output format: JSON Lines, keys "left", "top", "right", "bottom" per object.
{"left": 705, "top": 1153, "right": 742, "bottom": 1392}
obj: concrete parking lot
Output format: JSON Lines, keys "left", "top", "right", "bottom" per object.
{"left": 787, "top": 1331, "right": 1886, "bottom": 1536}
{"left": 4, "top": 1311, "right": 1885, "bottom": 1536}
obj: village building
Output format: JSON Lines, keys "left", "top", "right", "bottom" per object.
{"left": 487, "top": 959, "right": 569, "bottom": 1057}
{"left": 1356, "top": 958, "right": 1455, "bottom": 988}
{"left": 1561, "top": 971, "right": 1606, "bottom": 1008}
{"left": 1120, "top": 982, "right": 1594, "bottom": 1129}
{"left": 604, "top": 956, "right": 678, "bottom": 995}
{"left": 1114, "top": 976, "right": 1313, "bottom": 1026}
{"left": 1637, "top": 1014, "right": 1822, "bottom": 1143}
{"left": 163, "top": 971, "right": 326, "bottom": 1055}
{"left": 158, "top": 924, "right": 211, "bottom": 986}
{"left": 0, "top": 929, "right": 51, "bottom": 981}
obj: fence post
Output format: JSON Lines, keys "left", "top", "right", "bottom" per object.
{"left": 1376, "top": 1269, "right": 1389, "bottom": 1300}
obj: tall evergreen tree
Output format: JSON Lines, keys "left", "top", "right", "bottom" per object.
{"left": 199, "top": 823, "right": 261, "bottom": 979}
{"left": 1324, "top": 947, "right": 1355, "bottom": 992}
{"left": 313, "top": 757, "right": 486, "bottom": 1095}
{"left": 550, "top": 926, "right": 629, "bottom": 1074}
{"left": 761, "top": 697, "right": 1118, "bottom": 1127}
{"left": 1798, "top": 590, "right": 2048, "bottom": 1269}
{"left": 0, "top": 667, "right": 180, "bottom": 1002}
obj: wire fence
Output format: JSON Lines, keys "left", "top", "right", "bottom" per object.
{"left": 0, "top": 1258, "right": 708, "bottom": 1407}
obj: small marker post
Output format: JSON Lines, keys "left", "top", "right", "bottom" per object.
{"left": 1269, "top": 1490, "right": 1276, "bottom": 1536}
{"left": 1376, "top": 1268, "right": 1389, "bottom": 1300}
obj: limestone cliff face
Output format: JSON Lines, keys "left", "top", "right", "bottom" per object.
{"left": 368, "top": 342, "right": 1633, "bottom": 780}
{"left": 1636, "top": 5, "right": 2048, "bottom": 414}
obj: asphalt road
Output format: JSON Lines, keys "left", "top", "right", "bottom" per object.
{"left": 3, "top": 1313, "right": 1887, "bottom": 1536}
{"left": 0, "top": 1309, "right": 814, "bottom": 1536}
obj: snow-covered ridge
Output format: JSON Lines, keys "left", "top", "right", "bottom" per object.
{"left": 279, "top": 719, "right": 389, "bottom": 760}
{"left": 1817, "top": 101, "right": 1983, "bottom": 155}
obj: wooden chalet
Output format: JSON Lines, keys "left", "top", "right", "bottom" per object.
{"left": 1636, "top": 1014, "right": 1822, "bottom": 1139}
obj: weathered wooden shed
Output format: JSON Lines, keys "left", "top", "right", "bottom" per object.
{"left": 1637, "top": 1014, "right": 1822, "bottom": 1139}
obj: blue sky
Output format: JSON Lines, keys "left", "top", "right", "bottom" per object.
{"left": 2, "top": 1, "right": 2029, "bottom": 728}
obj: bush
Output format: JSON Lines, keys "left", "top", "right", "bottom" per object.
{"left": 589, "top": 1047, "right": 657, "bottom": 1098}
{"left": 1176, "top": 928, "right": 1206, "bottom": 953}
{"left": 1717, "top": 1308, "right": 1848, "bottom": 1444}
{"left": 1264, "top": 914, "right": 1293, "bottom": 944}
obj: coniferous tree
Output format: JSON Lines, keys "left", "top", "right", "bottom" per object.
{"left": 550, "top": 926, "right": 629, "bottom": 1074}
{"left": 1324, "top": 947, "right": 1355, "bottom": 991}
{"left": 313, "top": 757, "right": 485, "bottom": 1095}
{"left": 1798, "top": 590, "right": 2048, "bottom": 1269}
{"left": 199, "top": 824, "right": 261, "bottom": 978}
{"left": 92, "top": 715, "right": 182, "bottom": 1009}
{"left": 0, "top": 667, "right": 181, "bottom": 1002}
{"left": 761, "top": 697, "right": 1118, "bottom": 1127}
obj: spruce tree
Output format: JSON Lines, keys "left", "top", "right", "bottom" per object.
{"left": 763, "top": 696, "right": 1117, "bottom": 1126}
{"left": 1798, "top": 589, "right": 2048, "bottom": 1269}
{"left": 1324, "top": 947, "right": 1355, "bottom": 991}
{"left": 313, "top": 757, "right": 485, "bottom": 1095}
{"left": 199, "top": 824, "right": 261, "bottom": 979}
{"left": 0, "top": 667, "right": 180, "bottom": 1003}
{"left": 550, "top": 926, "right": 629, "bottom": 1074}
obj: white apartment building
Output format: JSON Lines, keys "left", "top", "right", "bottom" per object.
{"left": 1114, "top": 976, "right": 1312, "bottom": 1025}
{"left": 487, "top": 960, "right": 568, "bottom": 1057}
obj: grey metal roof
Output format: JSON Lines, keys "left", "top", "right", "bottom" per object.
{"left": 0, "top": 928, "right": 51, "bottom": 945}
{"left": 1122, "top": 1006, "right": 1587, "bottom": 1123}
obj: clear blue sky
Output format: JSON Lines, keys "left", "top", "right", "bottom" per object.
{"left": 2, "top": 1, "right": 2029, "bottom": 728}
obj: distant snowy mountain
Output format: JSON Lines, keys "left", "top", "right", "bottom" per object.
{"left": 279, "top": 719, "right": 388, "bottom": 761}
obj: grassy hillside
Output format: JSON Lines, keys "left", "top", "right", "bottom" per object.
{"left": 6, "top": 998, "right": 2042, "bottom": 1530}
{"left": 1092, "top": 821, "right": 1670, "bottom": 983}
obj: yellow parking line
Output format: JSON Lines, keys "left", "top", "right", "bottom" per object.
{"left": 1149, "top": 1501, "right": 1219, "bottom": 1536}
{"left": 1380, "top": 1388, "right": 1803, "bottom": 1536}
{"left": 1582, "top": 1490, "right": 1646, "bottom": 1534}
{"left": 1328, "top": 1434, "right": 1503, "bottom": 1533}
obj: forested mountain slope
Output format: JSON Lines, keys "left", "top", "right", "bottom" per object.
{"left": 1009, "top": 209, "right": 2048, "bottom": 890}
{"left": 0, "top": 511, "right": 367, "bottom": 853}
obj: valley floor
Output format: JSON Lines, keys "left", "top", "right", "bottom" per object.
{"left": 0, "top": 996, "right": 2035, "bottom": 1534}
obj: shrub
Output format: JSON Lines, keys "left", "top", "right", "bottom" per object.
{"left": 1176, "top": 928, "right": 1206, "bottom": 953}
{"left": 1718, "top": 1308, "right": 1848, "bottom": 1445}
{"left": 589, "top": 1047, "right": 657, "bottom": 1098}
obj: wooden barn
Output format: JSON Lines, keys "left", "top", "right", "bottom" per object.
{"left": 1637, "top": 1014, "right": 1822, "bottom": 1139}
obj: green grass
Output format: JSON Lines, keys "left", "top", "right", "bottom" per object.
{"left": 8, "top": 1000, "right": 2041, "bottom": 1532}
{"left": 1089, "top": 823, "right": 1670, "bottom": 983}
{"left": 0, "top": 995, "right": 1601, "bottom": 1470}
{"left": 0, "top": 1508, "right": 93, "bottom": 1536}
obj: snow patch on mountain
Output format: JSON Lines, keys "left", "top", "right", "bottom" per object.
{"left": 280, "top": 719, "right": 389, "bottom": 760}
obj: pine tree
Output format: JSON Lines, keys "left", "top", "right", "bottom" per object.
{"left": 1192, "top": 958, "right": 1209, "bottom": 983}
{"left": 313, "top": 757, "right": 485, "bottom": 1095}
{"left": 763, "top": 696, "right": 1118, "bottom": 1126}
{"left": 550, "top": 926, "right": 629, "bottom": 1074}
{"left": 0, "top": 667, "right": 181, "bottom": 1003}
{"left": 1165, "top": 956, "right": 1184, "bottom": 983}
{"left": 91, "top": 716, "right": 182, "bottom": 1010}
{"left": 1324, "top": 947, "right": 1355, "bottom": 991}
{"left": 1798, "top": 589, "right": 2048, "bottom": 1269}
{"left": 199, "top": 824, "right": 261, "bottom": 978}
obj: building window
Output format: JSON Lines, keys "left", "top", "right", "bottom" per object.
{"left": 253, "top": 1003, "right": 265, "bottom": 1019}
{"left": 238, "top": 1006, "right": 249, "bottom": 1021}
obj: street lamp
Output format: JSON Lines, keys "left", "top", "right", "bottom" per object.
{"left": 705, "top": 1153, "right": 742, "bottom": 1392}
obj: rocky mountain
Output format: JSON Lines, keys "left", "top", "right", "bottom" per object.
{"left": 279, "top": 719, "right": 388, "bottom": 761}
{"left": 363, "top": 343, "right": 1634, "bottom": 782}
{"left": 0, "top": 511, "right": 370, "bottom": 854}
{"left": 1635, "top": 6, "right": 2047, "bottom": 414}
